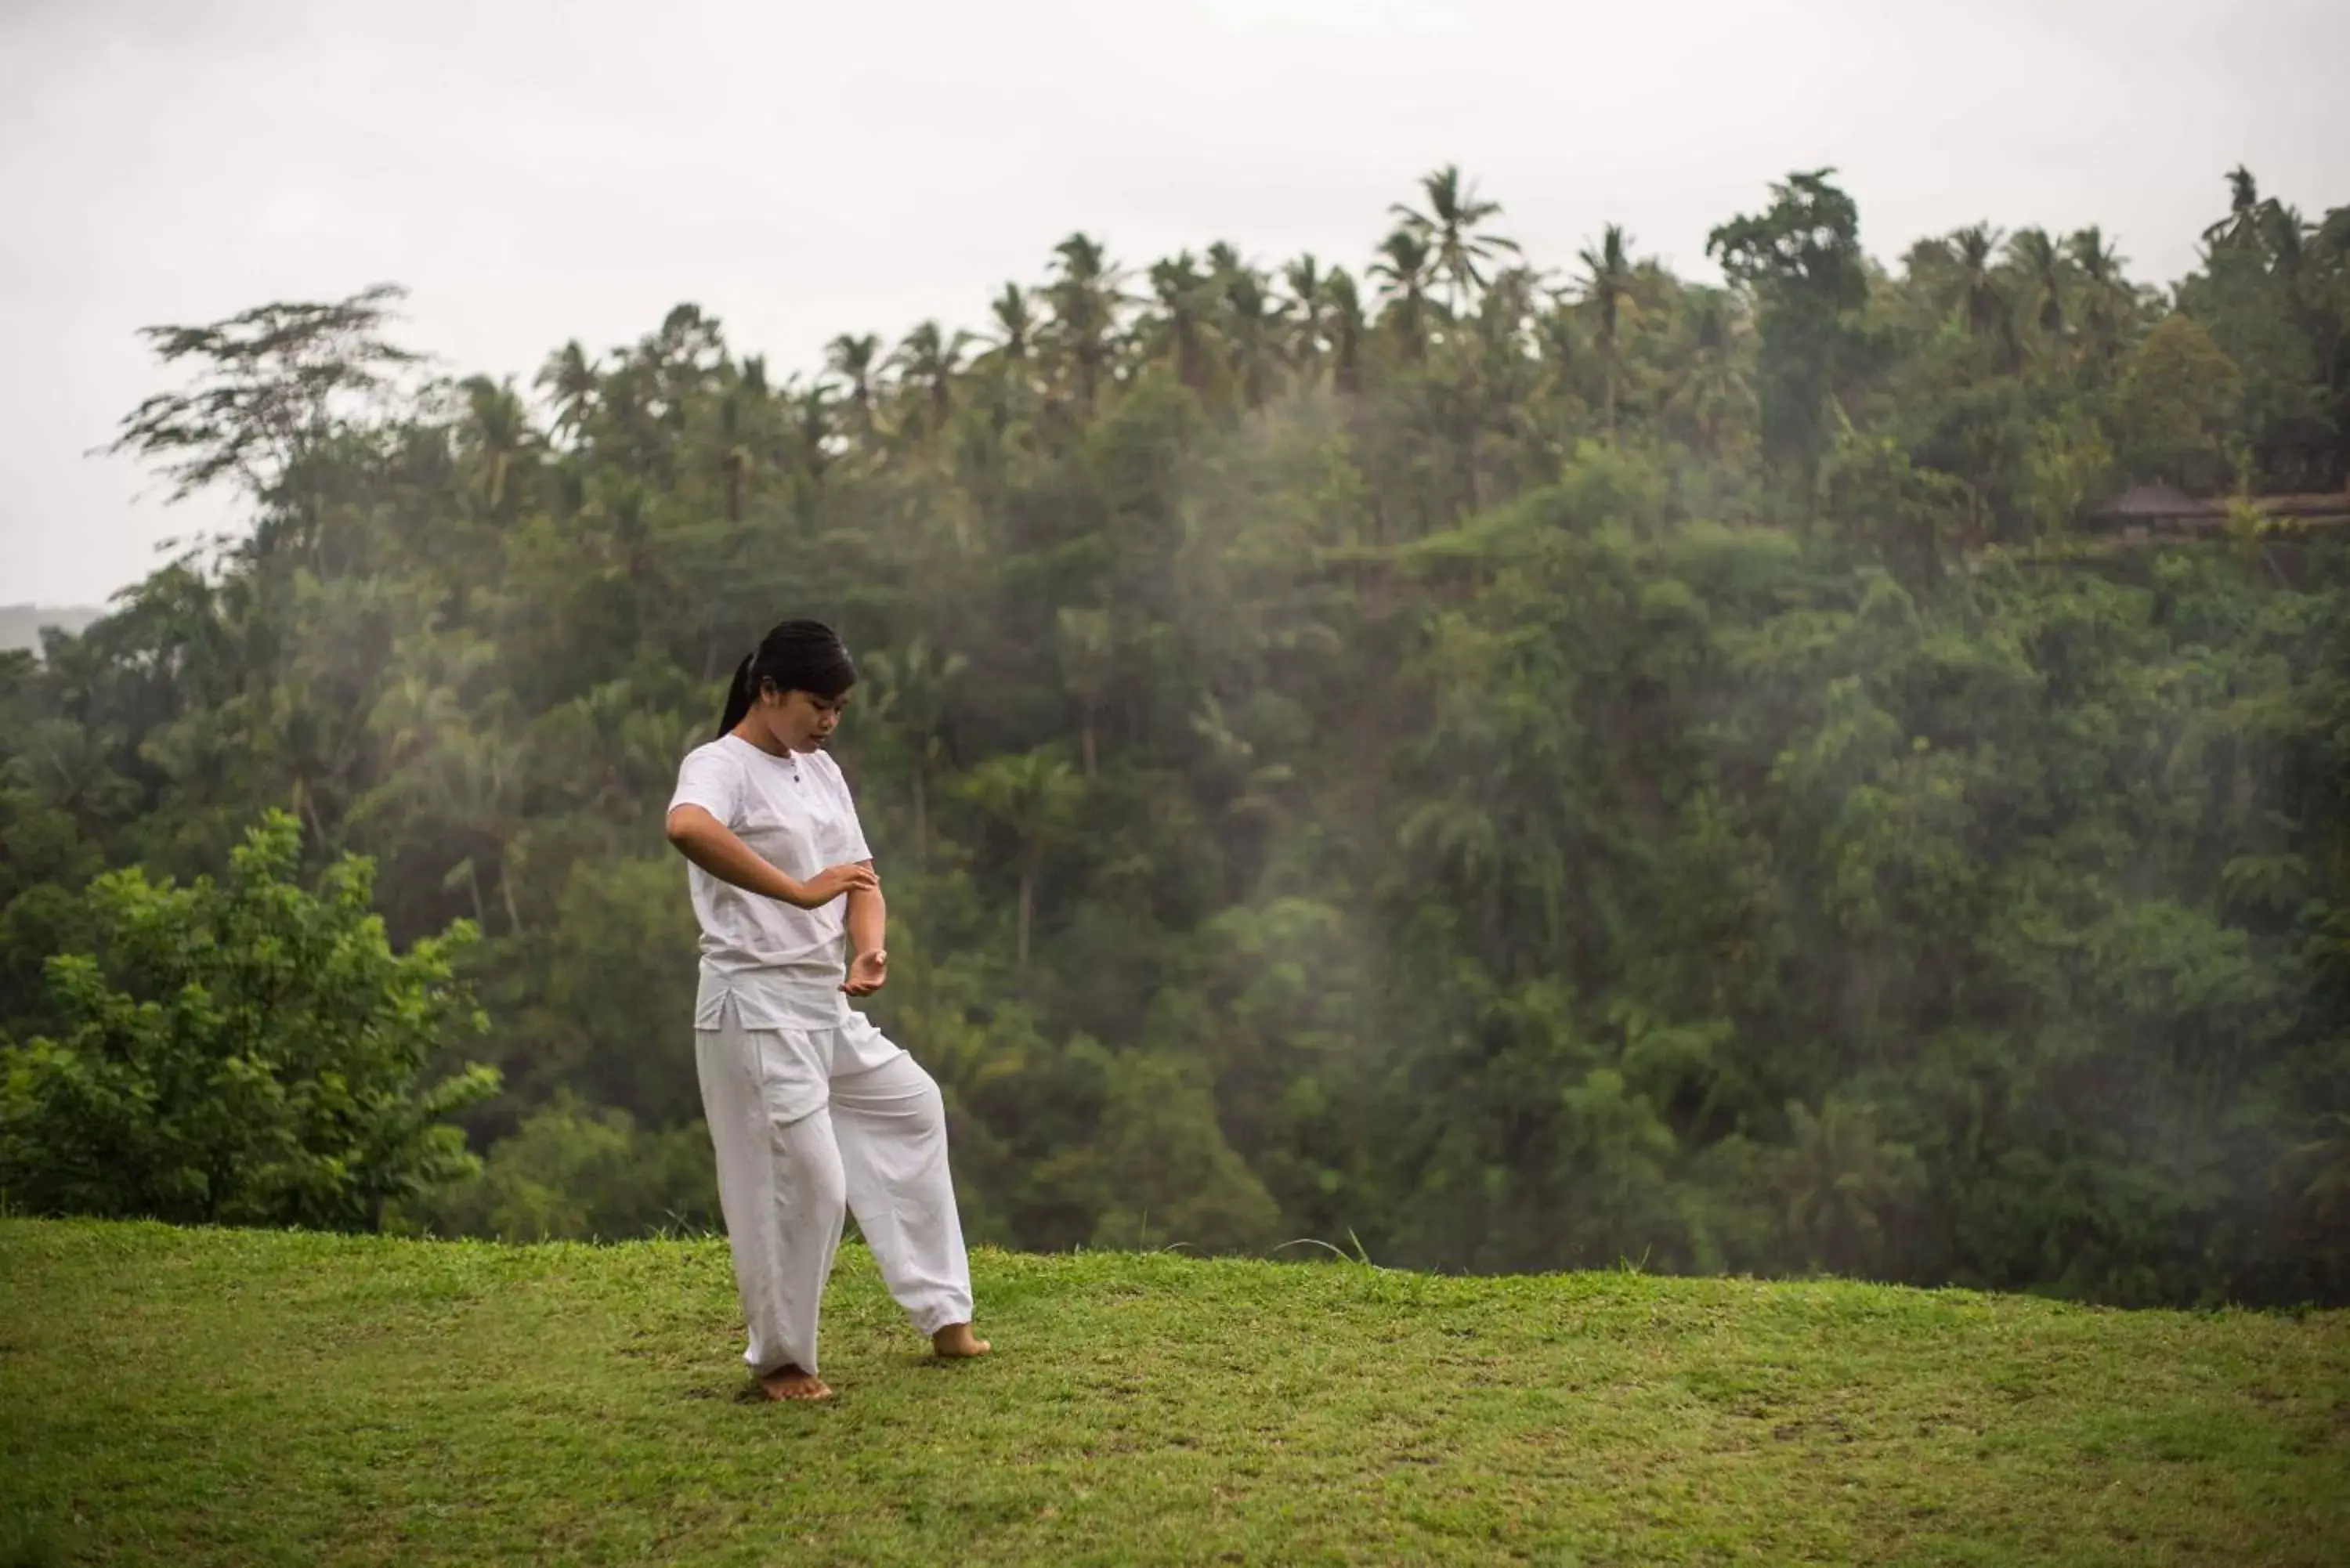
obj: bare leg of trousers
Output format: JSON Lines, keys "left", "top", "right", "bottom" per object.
{"left": 696, "top": 1017, "right": 974, "bottom": 1378}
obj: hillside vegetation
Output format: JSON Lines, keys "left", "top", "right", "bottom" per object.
{"left": 3, "top": 166, "right": 2347, "bottom": 1308}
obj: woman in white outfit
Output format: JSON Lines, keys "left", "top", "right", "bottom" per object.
{"left": 665, "top": 619, "right": 987, "bottom": 1401}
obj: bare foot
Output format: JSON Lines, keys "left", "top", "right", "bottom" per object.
{"left": 757, "top": 1364, "right": 833, "bottom": 1402}
{"left": 932, "top": 1323, "right": 991, "bottom": 1359}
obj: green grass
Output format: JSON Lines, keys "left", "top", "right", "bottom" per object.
{"left": 2, "top": 1219, "right": 2345, "bottom": 1566}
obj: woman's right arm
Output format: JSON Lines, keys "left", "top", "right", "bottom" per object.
{"left": 664, "top": 805, "right": 877, "bottom": 909}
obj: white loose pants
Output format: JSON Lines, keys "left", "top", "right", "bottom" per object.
{"left": 695, "top": 1001, "right": 974, "bottom": 1377}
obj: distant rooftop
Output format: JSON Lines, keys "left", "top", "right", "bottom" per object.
{"left": 2080, "top": 484, "right": 2350, "bottom": 527}
{"left": 2083, "top": 482, "right": 2219, "bottom": 520}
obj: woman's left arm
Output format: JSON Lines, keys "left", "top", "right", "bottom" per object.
{"left": 844, "top": 870, "right": 888, "bottom": 995}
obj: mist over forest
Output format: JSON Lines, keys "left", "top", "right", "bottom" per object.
{"left": 4, "top": 164, "right": 2345, "bottom": 1309}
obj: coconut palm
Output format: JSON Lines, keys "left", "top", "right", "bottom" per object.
{"left": 890, "top": 320, "right": 969, "bottom": 444}
{"left": 1322, "top": 268, "right": 1367, "bottom": 395}
{"left": 1942, "top": 225, "right": 2020, "bottom": 369}
{"left": 1371, "top": 228, "right": 1436, "bottom": 359}
{"left": 1777, "top": 1097, "right": 1915, "bottom": 1277}
{"left": 971, "top": 283, "right": 1041, "bottom": 431}
{"left": 784, "top": 378, "right": 835, "bottom": 483}
{"left": 2067, "top": 226, "right": 2134, "bottom": 376}
{"left": 1282, "top": 253, "right": 1329, "bottom": 370}
{"left": 2005, "top": 227, "right": 2069, "bottom": 341}
{"left": 1217, "top": 253, "right": 1286, "bottom": 408}
{"left": 2204, "top": 165, "right": 2264, "bottom": 247}
{"left": 1143, "top": 252, "right": 1217, "bottom": 392}
{"left": 824, "top": 333, "right": 882, "bottom": 432}
{"left": 535, "top": 340, "right": 598, "bottom": 441}
{"left": 715, "top": 359, "right": 769, "bottom": 522}
{"left": 1665, "top": 292, "right": 1756, "bottom": 455}
{"left": 1054, "top": 607, "right": 1115, "bottom": 778}
{"left": 1950, "top": 227, "right": 2008, "bottom": 335}
{"left": 862, "top": 637, "right": 967, "bottom": 869}
{"left": 1390, "top": 163, "right": 1520, "bottom": 310}
{"left": 1576, "top": 225, "right": 1637, "bottom": 438}
{"left": 1045, "top": 233, "right": 1130, "bottom": 408}
{"left": 961, "top": 747, "right": 1085, "bottom": 971}
{"left": 454, "top": 375, "right": 540, "bottom": 518}
{"left": 978, "top": 284, "right": 1038, "bottom": 375}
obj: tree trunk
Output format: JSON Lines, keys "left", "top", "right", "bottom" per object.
{"left": 1017, "top": 858, "right": 1037, "bottom": 972}
{"left": 912, "top": 761, "right": 928, "bottom": 871}
{"left": 295, "top": 777, "right": 326, "bottom": 844}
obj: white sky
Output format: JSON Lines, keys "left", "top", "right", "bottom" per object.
{"left": 2, "top": 0, "right": 2341, "bottom": 606}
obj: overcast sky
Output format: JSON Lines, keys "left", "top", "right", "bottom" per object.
{"left": 2, "top": 0, "right": 2341, "bottom": 607}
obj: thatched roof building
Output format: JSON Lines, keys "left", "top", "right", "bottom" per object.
{"left": 2081, "top": 483, "right": 2222, "bottom": 528}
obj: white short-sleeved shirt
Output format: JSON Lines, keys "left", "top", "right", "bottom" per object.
{"left": 669, "top": 735, "right": 877, "bottom": 1031}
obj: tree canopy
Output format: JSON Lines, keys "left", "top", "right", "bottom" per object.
{"left": 5, "top": 166, "right": 2346, "bottom": 1304}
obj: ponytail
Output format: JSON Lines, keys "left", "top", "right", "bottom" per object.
{"left": 715, "top": 652, "right": 757, "bottom": 740}
{"left": 714, "top": 620, "right": 859, "bottom": 742}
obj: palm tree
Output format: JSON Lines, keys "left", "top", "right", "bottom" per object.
{"left": 1371, "top": 228, "right": 1436, "bottom": 360}
{"left": 714, "top": 378, "right": 761, "bottom": 523}
{"left": 861, "top": 638, "right": 966, "bottom": 868}
{"left": 1777, "top": 1097, "right": 1913, "bottom": 1277}
{"left": 2005, "top": 227, "right": 2069, "bottom": 341}
{"left": 824, "top": 333, "right": 882, "bottom": 432}
{"left": 1054, "top": 607, "right": 1115, "bottom": 777}
{"left": 1144, "top": 252, "right": 1217, "bottom": 392}
{"left": 2066, "top": 226, "right": 2132, "bottom": 376}
{"left": 1216, "top": 251, "right": 1285, "bottom": 408}
{"left": 1282, "top": 254, "right": 1329, "bottom": 372}
{"left": 360, "top": 675, "right": 529, "bottom": 935}
{"left": 2204, "top": 165, "right": 2264, "bottom": 247}
{"left": 536, "top": 341, "right": 598, "bottom": 442}
{"left": 978, "top": 283, "right": 1037, "bottom": 375}
{"left": 890, "top": 320, "right": 968, "bottom": 444}
{"left": 5, "top": 718, "right": 138, "bottom": 833}
{"left": 971, "top": 283, "right": 1040, "bottom": 432}
{"left": 592, "top": 359, "right": 663, "bottom": 478}
{"left": 1945, "top": 225, "right": 2019, "bottom": 370}
{"left": 1390, "top": 164, "right": 1520, "bottom": 310}
{"left": 1323, "top": 268, "right": 1367, "bottom": 395}
{"left": 1476, "top": 265, "right": 1541, "bottom": 351}
{"left": 1532, "top": 299, "right": 1582, "bottom": 431}
{"left": 1665, "top": 292, "right": 1755, "bottom": 456}
{"left": 454, "top": 375, "right": 539, "bottom": 517}
{"left": 2263, "top": 201, "right": 2313, "bottom": 283}
{"left": 1949, "top": 226, "right": 2007, "bottom": 334}
{"left": 2280, "top": 1110, "right": 2350, "bottom": 1237}
{"left": 1576, "top": 225, "right": 1636, "bottom": 438}
{"left": 785, "top": 378, "right": 835, "bottom": 483}
{"left": 960, "top": 747, "right": 1085, "bottom": 971}
{"left": 1046, "top": 233, "right": 1129, "bottom": 408}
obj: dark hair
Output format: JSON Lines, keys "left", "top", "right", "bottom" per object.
{"left": 716, "top": 620, "right": 858, "bottom": 739}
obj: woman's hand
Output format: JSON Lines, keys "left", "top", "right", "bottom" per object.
{"left": 789, "top": 862, "right": 878, "bottom": 909}
{"left": 843, "top": 948, "right": 888, "bottom": 996}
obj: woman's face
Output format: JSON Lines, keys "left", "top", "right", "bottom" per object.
{"left": 753, "top": 685, "right": 851, "bottom": 753}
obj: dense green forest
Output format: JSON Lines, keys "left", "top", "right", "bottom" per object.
{"left": 4, "top": 165, "right": 2346, "bottom": 1307}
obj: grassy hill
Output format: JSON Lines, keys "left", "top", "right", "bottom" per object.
{"left": 2, "top": 1219, "right": 2344, "bottom": 1566}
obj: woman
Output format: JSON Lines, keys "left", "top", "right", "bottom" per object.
{"left": 665, "top": 619, "right": 987, "bottom": 1401}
